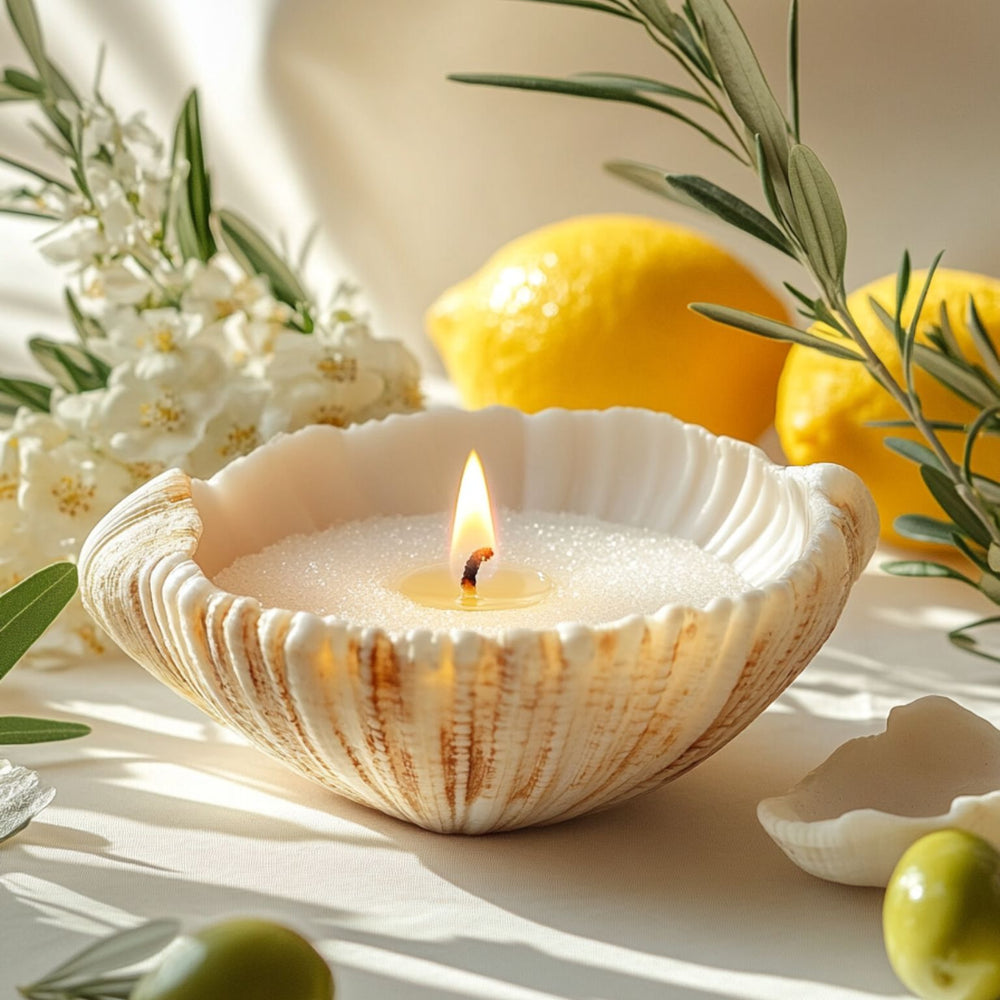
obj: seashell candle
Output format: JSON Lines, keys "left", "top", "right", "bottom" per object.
{"left": 79, "top": 407, "right": 878, "bottom": 834}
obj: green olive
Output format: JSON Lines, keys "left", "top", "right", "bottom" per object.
{"left": 883, "top": 829, "right": 1000, "bottom": 1000}
{"left": 131, "top": 918, "right": 333, "bottom": 1000}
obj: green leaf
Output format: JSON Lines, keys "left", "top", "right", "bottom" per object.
{"left": 169, "top": 90, "right": 216, "bottom": 262}
{"left": 447, "top": 72, "right": 746, "bottom": 159}
{"left": 913, "top": 344, "right": 998, "bottom": 409}
{"left": 881, "top": 559, "right": 976, "bottom": 586}
{"left": 0, "top": 151, "right": 69, "bottom": 189}
{"left": 868, "top": 295, "right": 900, "bottom": 345}
{"left": 966, "top": 296, "right": 1000, "bottom": 383}
{"left": 29, "top": 337, "right": 110, "bottom": 393}
{"left": 689, "top": 0, "right": 791, "bottom": 184}
{"left": 3, "top": 67, "right": 42, "bottom": 93}
{"left": 509, "top": 0, "right": 640, "bottom": 20}
{"left": 901, "top": 250, "right": 944, "bottom": 390}
{"left": 786, "top": 0, "right": 799, "bottom": 141}
{"left": 787, "top": 143, "right": 847, "bottom": 290}
{"left": 949, "top": 615, "right": 1000, "bottom": 663}
{"left": 26, "top": 920, "right": 181, "bottom": 992}
{"left": 920, "top": 465, "right": 992, "bottom": 547}
{"left": 0, "top": 562, "right": 77, "bottom": 680}
{"left": 64, "top": 289, "right": 104, "bottom": 343}
{"left": 689, "top": 303, "right": 863, "bottom": 360}
{"left": 893, "top": 249, "right": 911, "bottom": 348}
{"left": 5, "top": 0, "right": 53, "bottom": 91}
{"left": 754, "top": 133, "right": 793, "bottom": 231}
{"left": 0, "top": 375, "right": 51, "bottom": 412}
{"left": 604, "top": 160, "right": 708, "bottom": 211}
{"left": 573, "top": 71, "right": 712, "bottom": 106}
{"left": 882, "top": 436, "right": 945, "bottom": 472}
{"left": 0, "top": 716, "right": 90, "bottom": 744}
{"left": 218, "top": 209, "right": 309, "bottom": 311}
{"left": 666, "top": 174, "right": 795, "bottom": 255}
{"left": 630, "top": 0, "right": 679, "bottom": 38}
{"left": 893, "top": 514, "right": 959, "bottom": 546}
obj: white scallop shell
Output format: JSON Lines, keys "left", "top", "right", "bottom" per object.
{"left": 79, "top": 406, "right": 877, "bottom": 833}
{"left": 757, "top": 696, "right": 1000, "bottom": 886}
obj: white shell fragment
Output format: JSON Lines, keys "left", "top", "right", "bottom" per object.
{"left": 0, "top": 759, "right": 55, "bottom": 843}
{"left": 79, "top": 407, "right": 878, "bottom": 834}
{"left": 757, "top": 696, "right": 1000, "bottom": 886}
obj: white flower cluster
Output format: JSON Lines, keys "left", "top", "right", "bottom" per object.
{"left": 1, "top": 99, "right": 422, "bottom": 659}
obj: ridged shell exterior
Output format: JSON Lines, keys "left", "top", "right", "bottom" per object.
{"left": 79, "top": 407, "right": 878, "bottom": 833}
{"left": 757, "top": 696, "right": 1000, "bottom": 886}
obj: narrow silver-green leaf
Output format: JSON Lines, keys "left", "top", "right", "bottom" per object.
{"left": 182, "top": 91, "right": 215, "bottom": 260}
{"left": 0, "top": 151, "right": 69, "bottom": 189}
{"left": 64, "top": 289, "right": 104, "bottom": 343}
{"left": 920, "top": 465, "right": 991, "bottom": 547}
{"left": 893, "top": 514, "right": 960, "bottom": 546}
{"left": 0, "top": 562, "right": 77, "bottom": 680}
{"left": 894, "top": 250, "right": 911, "bottom": 342}
{"left": 29, "top": 338, "right": 110, "bottom": 393}
{"left": 967, "top": 296, "right": 1000, "bottom": 383}
{"left": 868, "top": 295, "right": 901, "bottom": 346}
{"left": 447, "top": 73, "right": 746, "bottom": 159}
{"left": 914, "top": 344, "right": 997, "bottom": 409}
{"left": 786, "top": 0, "right": 799, "bottom": 141}
{"left": 690, "top": 303, "right": 863, "bottom": 360}
{"left": 901, "top": 250, "right": 944, "bottom": 391}
{"left": 4, "top": 0, "right": 53, "bottom": 90}
{"left": 0, "top": 716, "right": 90, "bottom": 744}
{"left": 0, "top": 82, "right": 32, "bottom": 101}
{"left": 882, "top": 436, "right": 945, "bottom": 472}
{"left": 630, "top": 0, "right": 679, "bottom": 37}
{"left": 28, "top": 920, "right": 181, "bottom": 991}
{"left": 754, "top": 133, "right": 794, "bottom": 231}
{"left": 574, "top": 71, "right": 712, "bottom": 106}
{"left": 604, "top": 160, "right": 708, "bottom": 211}
{"left": 949, "top": 615, "right": 1000, "bottom": 663}
{"left": 667, "top": 174, "right": 794, "bottom": 255}
{"left": 509, "top": 0, "right": 640, "bottom": 20}
{"left": 0, "top": 375, "right": 51, "bottom": 412}
{"left": 881, "top": 560, "right": 975, "bottom": 585}
{"left": 218, "top": 209, "right": 308, "bottom": 310}
{"left": 787, "top": 143, "right": 846, "bottom": 290}
{"left": 3, "top": 67, "right": 41, "bottom": 93}
{"left": 689, "top": 0, "right": 790, "bottom": 180}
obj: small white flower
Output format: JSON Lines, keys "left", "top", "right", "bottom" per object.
{"left": 38, "top": 217, "right": 108, "bottom": 265}
{"left": 83, "top": 261, "right": 153, "bottom": 307}
{"left": 98, "top": 347, "right": 228, "bottom": 464}
{"left": 18, "top": 437, "right": 133, "bottom": 551}
{"left": 185, "top": 380, "right": 268, "bottom": 479}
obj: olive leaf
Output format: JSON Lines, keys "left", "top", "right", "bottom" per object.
{"left": 689, "top": 0, "right": 790, "bottom": 183}
{"left": 511, "top": 0, "right": 640, "bottom": 20}
{"left": 882, "top": 437, "right": 945, "bottom": 473}
{"left": 690, "top": 303, "right": 864, "bottom": 360}
{"left": 665, "top": 173, "right": 795, "bottom": 255}
{"left": 893, "top": 514, "right": 960, "bottom": 546}
{"left": 0, "top": 716, "right": 90, "bottom": 744}
{"left": 0, "top": 375, "right": 51, "bottom": 413}
{"left": 949, "top": 615, "right": 1000, "bottom": 664}
{"left": 881, "top": 559, "right": 977, "bottom": 586}
{"left": 787, "top": 143, "right": 846, "bottom": 291}
{"left": 573, "top": 71, "right": 712, "bottom": 106}
{"left": 22, "top": 919, "right": 180, "bottom": 995}
{"left": 0, "top": 562, "right": 78, "bottom": 681}
{"left": 920, "top": 465, "right": 992, "bottom": 548}
{"left": 218, "top": 209, "right": 309, "bottom": 311}
{"left": 29, "top": 337, "right": 110, "bottom": 393}
{"left": 605, "top": 160, "right": 708, "bottom": 211}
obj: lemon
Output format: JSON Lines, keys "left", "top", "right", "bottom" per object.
{"left": 427, "top": 215, "right": 790, "bottom": 442}
{"left": 776, "top": 268, "right": 1000, "bottom": 547}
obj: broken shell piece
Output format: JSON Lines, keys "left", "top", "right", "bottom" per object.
{"left": 0, "top": 759, "right": 55, "bottom": 843}
{"left": 757, "top": 696, "right": 1000, "bottom": 886}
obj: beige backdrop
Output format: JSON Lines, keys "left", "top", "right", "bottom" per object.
{"left": 1, "top": 1, "right": 998, "bottom": 372}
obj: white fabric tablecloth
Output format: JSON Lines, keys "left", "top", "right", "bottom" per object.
{"left": 3, "top": 557, "right": 998, "bottom": 999}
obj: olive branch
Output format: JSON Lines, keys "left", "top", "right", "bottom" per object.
{"left": 451, "top": 0, "right": 1000, "bottom": 661}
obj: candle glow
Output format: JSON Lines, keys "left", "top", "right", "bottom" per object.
{"left": 449, "top": 450, "right": 497, "bottom": 583}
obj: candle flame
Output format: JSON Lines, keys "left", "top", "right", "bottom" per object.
{"left": 450, "top": 450, "right": 497, "bottom": 581}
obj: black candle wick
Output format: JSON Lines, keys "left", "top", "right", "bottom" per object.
{"left": 461, "top": 547, "right": 494, "bottom": 594}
